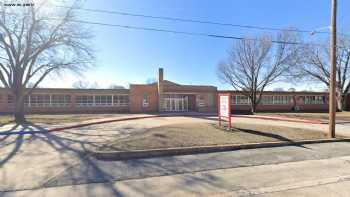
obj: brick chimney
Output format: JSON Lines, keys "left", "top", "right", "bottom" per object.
{"left": 157, "top": 68, "right": 164, "bottom": 112}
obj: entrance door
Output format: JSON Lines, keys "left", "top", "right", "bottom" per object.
{"left": 164, "top": 95, "right": 188, "bottom": 112}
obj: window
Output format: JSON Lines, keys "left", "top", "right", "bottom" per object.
{"left": 303, "top": 96, "right": 325, "bottom": 104}
{"left": 231, "top": 95, "right": 236, "bottom": 105}
{"left": 260, "top": 95, "right": 291, "bottom": 105}
{"left": 51, "top": 95, "right": 71, "bottom": 107}
{"left": 95, "top": 95, "right": 112, "bottom": 106}
{"left": 24, "top": 96, "right": 29, "bottom": 106}
{"left": 273, "top": 96, "right": 291, "bottom": 105}
{"left": 7, "top": 95, "right": 13, "bottom": 104}
{"left": 30, "top": 94, "right": 50, "bottom": 107}
{"left": 260, "top": 96, "right": 274, "bottom": 105}
{"left": 142, "top": 94, "right": 149, "bottom": 107}
{"left": 231, "top": 95, "right": 250, "bottom": 105}
{"left": 76, "top": 95, "right": 94, "bottom": 107}
{"left": 197, "top": 95, "right": 205, "bottom": 107}
{"left": 236, "top": 95, "right": 250, "bottom": 105}
{"left": 113, "top": 95, "right": 129, "bottom": 106}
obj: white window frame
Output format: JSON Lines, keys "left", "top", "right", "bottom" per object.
{"left": 231, "top": 95, "right": 251, "bottom": 105}
{"left": 303, "top": 95, "right": 325, "bottom": 105}
{"left": 113, "top": 95, "right": 129, "bottom": 107}
{"left": 94, "top": 95, "right": 113, "bottom": 107}
{"left": 76, "top": 95, "right": 94, "bottom": 107}
{"left": 142, "top": 94, "right": 150, "bottom": 107}
{"left": 51, "top": 95, "right": 71, "bottom": 107}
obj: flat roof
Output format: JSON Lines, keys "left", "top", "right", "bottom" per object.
{"left": 0, "top": 88, "right": 129, "bottom": 94}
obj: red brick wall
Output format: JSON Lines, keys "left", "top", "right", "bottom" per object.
{"left": 129, "top": 84, "right": 158, "bottom": 113}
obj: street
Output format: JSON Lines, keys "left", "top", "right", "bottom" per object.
{"left": 2, "top": 140, "right": 350, "bottom": 196}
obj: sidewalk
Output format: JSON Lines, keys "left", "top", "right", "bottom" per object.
{"left": 3, "top": 155, "right": 350, "bottom": 197}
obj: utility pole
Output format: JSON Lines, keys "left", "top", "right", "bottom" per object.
{"left": 329, "top": 0, "right": 337, "bottom": 138}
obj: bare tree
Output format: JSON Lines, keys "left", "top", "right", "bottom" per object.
{"left": 72, "top": 80, "right": 90, "bottom": 89}
{"left": 72, "top": 80, "right": 103, "bottom": 89}
{"left": 273, "top": 87, "right": 285, "bottom": 92}
{"left": 217, "top": 32, "right": 300, "bottom": 113}
{"left": 293, "top": 36, "right": 350, "bottom": 111}
{"left": 0, "top": 1, "right": 94, "bottom": 122}
{"left": 108, "top": 84, "right": 125, "bottom": 89}
{"left": 145, "top": 77, "right": 156, "bottom": 84}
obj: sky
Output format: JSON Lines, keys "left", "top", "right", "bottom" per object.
{"left": 41, "top": 0, "right": 350, "bottom": 91}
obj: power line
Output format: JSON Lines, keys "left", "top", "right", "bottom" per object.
{"left": 48, "top": 18, "right": 318, "bottom": 46}
{"left": 55, "top": 5, "right": 333, "bottom": 36}
{"left": 0, "top": 9, "right": 325, "bottom": 46}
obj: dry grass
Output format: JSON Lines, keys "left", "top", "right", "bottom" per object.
{"left": 99, "top": 122, "right": 339, "bottom": 151}
{"left": 0, "top": 114, "right": 121, "bottom": 125}
{"left": 257, "top": 112, "right": 350, "bottom": 122}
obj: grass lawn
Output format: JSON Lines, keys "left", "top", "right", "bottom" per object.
{"left": 0, "top": 114, "right": 121, "bottom": 125}
{"left": 98, "top": 122, "right": 342, "bottom": 151}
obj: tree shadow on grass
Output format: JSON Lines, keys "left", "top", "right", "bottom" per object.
{"left": 230, "top": 127, "right": 311, "bottom": 149}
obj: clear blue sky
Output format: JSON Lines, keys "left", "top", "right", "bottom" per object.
{"left": 43, "top": 0, "right": 350, "bottom": 91}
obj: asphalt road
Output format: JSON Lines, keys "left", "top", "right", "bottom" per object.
{"left": 2, "top": 141, "right": 350, "bottom": 196}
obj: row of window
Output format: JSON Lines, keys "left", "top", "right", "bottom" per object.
{"left": 7, "top": 94, "right": 129, "bottom": 107}
{"left": 2, "top": 94, "right": 326, "bottom": 107}
{"left": 73, "top": 95, "right": 129, "bottom": 107}
{"left": 230, "top": 95, "right": 325, "bottom": 105}
{"left": 260, "top": 96, "right": 293, "bottom": 105}
{"left": 301, "top": 96, "right": 326, "bottom": 105}
{"left": 231, "top": 95, "right": 251, "bottom": 105}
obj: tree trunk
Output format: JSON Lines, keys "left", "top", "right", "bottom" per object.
{"left": 250, "top": 102, "right": 256, "bottom": 114}
{"left": 336, "top": 94, "right": 346, "bottom": 112}
{"left": 335, "top": 86, "right": 345, "bottom": 111}
{"left": 14, "top": 94, "right": 26, "bottom": 124}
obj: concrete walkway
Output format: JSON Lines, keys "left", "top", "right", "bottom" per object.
{"left": 3, "top": 154, "right": 350, "bottom": 196}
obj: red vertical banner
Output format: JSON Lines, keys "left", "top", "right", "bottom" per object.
{"left": 218, "top": 93, "right": 232, "bottom": 129}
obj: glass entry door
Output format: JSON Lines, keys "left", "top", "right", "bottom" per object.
{"left": 163, "top": 95, "right": 188, "bottom": 112}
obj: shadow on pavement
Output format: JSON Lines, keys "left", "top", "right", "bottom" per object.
{"left": 0, "top": 122, "right": 124, "bottom": 196}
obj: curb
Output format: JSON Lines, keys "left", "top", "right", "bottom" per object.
{"left": 90, "top": 138, "right": 350, "bottom": 161}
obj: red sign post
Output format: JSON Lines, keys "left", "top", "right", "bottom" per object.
{"left": 218, "top": 93, "right": 232, "bottom": 129}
